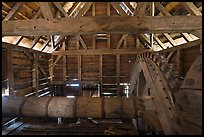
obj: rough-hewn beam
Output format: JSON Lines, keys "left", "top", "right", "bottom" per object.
{"left": 52, "top": 48, "right": 152, "bottom": 56}
{"left": 3, "top": 2, "right": 24, "bottom": 21}
{"left": 3, "top": 16, "right": 201, "bottom": 36}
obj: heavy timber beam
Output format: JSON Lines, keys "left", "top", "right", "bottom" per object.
{"left": 52, "top": 48, "right": 152, "bottom": 55}
{"left": 2, "top": 96, "right": 143, "bottom": 119}
{"left": 2, "top": 16, "right": 201, "bottom": 36}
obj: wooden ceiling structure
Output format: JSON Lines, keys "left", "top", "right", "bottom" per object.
{"left": 1, "top": 2, "right": 202, "bottom": 135}
{"left": 2, "top": 2, "right": 202, "bottom": 53}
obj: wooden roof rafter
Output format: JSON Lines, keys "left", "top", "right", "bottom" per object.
{"left": 155, "top": 2, "right": 201, "bottom": 44}
{"left": 2, "top": 3, "right": 45, "bottom": 52}
{"left": 50, "top": 2, "right": 93, "bottom": 52}
{"left": 3, "top": 2, "right": 25, "bottom": 21}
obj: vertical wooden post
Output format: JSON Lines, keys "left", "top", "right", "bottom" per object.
{"left": 76, "top": 36, "right": 80, "bottom": 50}
{"left": 99, "top": 54, "right": 103, "bottom": 97}
{"left": 136, "top": 36, "right": 140, "bottom": 48}
{"left": 7, "top": 47, "right": 14, "bottom": 95}
{"left": 107, "top": 2, "right": 111, "bottom": 49}
{"left": 49, "top": 55, "right": 54, "bottom": 85}
{"left": 49, "top": 54, "right": 54, "bottom": 95}
{"left": 177, "top": 49, "right": 183, "bottom": 78}
{"left": 116, "top": 54, "right": 120, "bottom": 97}
{"left": 107, "top": 34, "right": 111, "bottom": 49}
{"left": 92, "top": 2, "right": 95, "bottom": 16}
{"left": 92, "top": 3, "right": 96, "bottom": 50}
{"left": 93, "top": 34, "right": 96, "bottom": 49}
{"left": 34, "top": 54, "right": 39, "bottom": 96}
{"left": 107, "top": 2, "right": 110, "bottom": 16}
{"left": 62, "top": 42, "right": 66, "bottom": 81}
{"left": 78, "top": 55, "right": 81, "bottom": 81}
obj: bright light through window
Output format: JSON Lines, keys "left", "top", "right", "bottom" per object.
{"left": 66, "top": 96, "right": 75, "bottom": 98}
{"left": 66, "top": 84, "right": 79, "bottom": 87}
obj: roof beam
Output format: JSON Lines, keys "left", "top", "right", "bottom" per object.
{"left": 133, "top": 2, "right": 148, "bottom": 16}
{"left": 76, "top": 2, "right": 93, "bottom": 17}
{"left": 38, "top": 2, "right": 54, "bottom": 18}
{"left": 155, "top": 2, "right": 171, "bottom": 16}
{"left": 12, "top": 36, "right": 24, "bottom": 45}
{"left": 53, "top": 2, "right": 68, "bottom": 17}
{"left": 53, "top": 2, "right": 93, "bottom": 50}
{"left": 52, "top": 48, "right": 152, "bottom": 56}
{"left": 41, "top": 37, "right": 51, "bottom": 51}
{"left": 110, "top": 2, "right": 128, "bottom": 16}
{"left": 155, "top": 2, "right": 200, "bottom": 42}
{"left": 3, "top": 16, "right": 201, "bottom": 36}
{"left": 153, "top": 35, "right": 165, "bottom": 50}
{"left": 163, "top": 33, "right": 177, "bottom": 46}
{"left": 182, "top": 2, "right": 202, "bottom": 16}
{"left": 3, "top": 2, "right": 24, "bottom": 21}
{"left": 158, "top": 39, "right": 201, "bottom": 53}
{"left": 30, "top": 36, "right": 41, "bottom": 49}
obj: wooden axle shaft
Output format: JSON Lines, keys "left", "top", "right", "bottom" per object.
{"left": 2, "top": 96, "right": 143, "bottom": 119}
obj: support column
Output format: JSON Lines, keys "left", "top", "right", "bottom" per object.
{"left": 99, "top": 54, "right": 103, "bottom": 97}
{"left": 49, "top": 54, "right": 54, "bottom": 96}
{"left": 62, "top": 42, "right": 66, "bottom": 81}
{"left": 7, "top": 47, "right": 14, "bottom": 95}
{"left": 78, "top": 55, "right": 81, "bottom": 81}
{"left": 116, "top": 54, "right": 120, "bottom": 97}
{"left": 33, "top": 54, "right": 39, "bottom": 96}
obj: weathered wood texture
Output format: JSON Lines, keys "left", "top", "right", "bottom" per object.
{"left": 2, "top": 16, "right": 201, "bottom": 36}
{"left": 2, "top": 43, "right": 51, "bottom": 96}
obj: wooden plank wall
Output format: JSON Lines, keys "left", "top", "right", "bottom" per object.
{"left": 52, "top": 2, "right": 138, "bottom": 96}
{"left": 3, "top": 48, "right": 51, "bottom": 96}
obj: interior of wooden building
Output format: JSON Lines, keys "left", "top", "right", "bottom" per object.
{"left": 2, "top": 2, "right": 202, "bottom": 135}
